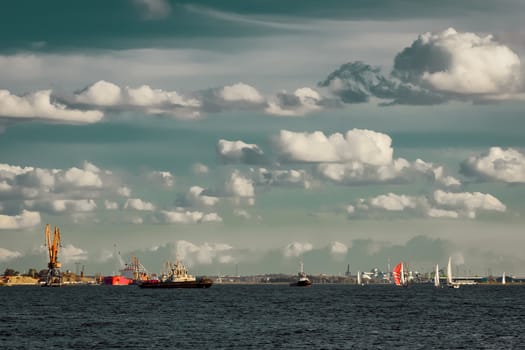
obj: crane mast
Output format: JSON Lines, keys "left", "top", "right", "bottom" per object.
{"left": 43, "top": 224, "right": 63, "bottom": 287}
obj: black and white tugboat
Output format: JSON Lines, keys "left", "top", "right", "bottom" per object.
{"left": 289, "top": 261, "right": 312, "bottom": 287}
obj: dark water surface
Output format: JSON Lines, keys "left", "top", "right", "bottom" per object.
{"left": 0, "top": 284, "right": 523, "bottom": 349}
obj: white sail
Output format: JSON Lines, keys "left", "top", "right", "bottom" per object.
{"left": 400, "top": 262, "right": 406, "bottom": 286}
{"left": 446, "top": 257, "right": 453, "bottom": 285}
{"left": 357, "top": 271, "right": 361, "bottom": 285}
{"left": 434, "top": 264, "right": 440, "bottom": 287}
{"left": 502, "top": 272, "right": 506, "bottom": 285}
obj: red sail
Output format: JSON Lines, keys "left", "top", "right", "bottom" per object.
{"left": 392, "top": 262, "right": 403, "bottom": 286}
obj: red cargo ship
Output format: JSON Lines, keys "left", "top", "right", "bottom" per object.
{"left": 103, "top": 275, "right": 133, "bottom": 285}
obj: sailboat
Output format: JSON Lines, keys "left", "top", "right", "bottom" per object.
{"left": 434, "top": 264, "right": 441, "bottom": 288}
{"left": 446, "top": 257, "right": 460, "bottom": 288}
{"left": 357, "top": 271, "right": 363, "bottom": 286}
{"left": 502, "top": 272, "right": 506, "bottom": 285}
{"left": 392, "top": 262, "right": 408, "bottom": 287}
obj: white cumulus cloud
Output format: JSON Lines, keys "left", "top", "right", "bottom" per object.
{"left": 173, "top": 240, "right": 233, "bottom": 266}
{"left": 0, "top": 210, "right": 41, "bottom": 230}
{"left": 330, "top": 241, "right": 348, "bottom": 255}
{"left": 415, "top": 28, "right": 522, "bottom": 95}
{"left": 369, "top": 193, "right": 420, "bottom": 211}
{"left": 225, "top": 170, "right": 255, "bottom": 198}
{"left": 160, "top": 210, "right": 222, "bottom": 224}
{"left": 433, "top": 190, "right": 506, "bottom": 218}
{"left": 124, "top": 198, "right": 155, "bottom": 211}
{"left": 219, "top": 82, "right": 265, "bottom": 104}
{"left": 283, "top": 241, "right": 313, "bottom": 257}
{"left": 217, "top": 139, "right": 265, "bottom": 164}
{"left": 0, "top": 89, "right": 103, "bottom": 123}
{"left": 461, "top": 147, "right": 525, "bottom": 183}
{"left": 0, "top": 247, "right": 22, "bottom": 262}
{"left": 187, "top": 186, "right": 219, "bottom": 207}
{"left": 75, "top": 80, "right": 201, "bottom": 119}
{"left": 60, "top": 244, "right": 88, "bottom": 263}
{"left": 276, "top": 129, "right": 393, "bottom": 165}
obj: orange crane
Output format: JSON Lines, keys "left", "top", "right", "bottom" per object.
{"left": 43, "top": 224, "right": 62, "bottom": 286}
{"left": 45, "top": 224, "right": 62, "bottom": 270}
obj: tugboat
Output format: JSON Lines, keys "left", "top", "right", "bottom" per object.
{"left": 289, "top": 261, "right": 312, "bottom": 287}
{"left": 138, "top": 260, "right": 213, "bottom": 289}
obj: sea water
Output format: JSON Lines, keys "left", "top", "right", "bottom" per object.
{"left": 0, "top": 284, "right": 523, "bottom": 349}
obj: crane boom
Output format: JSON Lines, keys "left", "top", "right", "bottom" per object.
{"left": 44, "top": 224, "right": 62, "bottom": 272}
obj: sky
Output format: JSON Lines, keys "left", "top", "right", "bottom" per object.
{"left": 1, "top": 0, "right": 525, "bottom": 277}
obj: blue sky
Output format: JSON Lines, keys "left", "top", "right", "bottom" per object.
{"left": 1, "top": 0, "right": 525, "bottom": 277}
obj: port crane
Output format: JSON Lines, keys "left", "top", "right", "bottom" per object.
{"left": 44, "top": 224, "right": 62, "bottom": 286}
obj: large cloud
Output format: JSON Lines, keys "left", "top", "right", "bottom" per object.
{"left": 276, "top": 129, "right": 393, "bottom": 165}
{"left": 276, "top": 129, "right": 460, "bottom": 187}
{"left": 160, "top": 209, "right": 222, "bottom": 224}
{"left": 75, "top": 80, "right": 201, "bottom": 119}
{"left": 0, "top": 210, "right": 40, "bottom": 229}
{"left": 322, "top": 28, "right": 525, "bottom": 105}
{"left": 173, "top": 240, "right": 233, "bottom": 266}
{"left": 369, "top": 193, "right": 420, "bottom": 211}
{"left": 317, "top": 159, "right": 411, "bottom": 185}
{"left": 348, "top": 190, "right": 506, "bottom": 219}
{"left": 124, "top": 198, "right": 155, "bottom": 211}
{"left": 225, "top": 170, "right": 255, "bottom": 200}
{"left": 330, "top": 241, "right": 348, "bottom": 255}
{"left": 216, "top": 139, "right": 266, "bottom": 164}
{"left": 283, "top": 241, "right": 313, "bottom": 257}
{"left": 196, "top": 82, "right": 266, "bottom": 113}
{"left": 461, "top": 147, "right": 525, "bottom": 183}
{"left": 60, "top": 244, "right": 88, "bottom": 263}
{"left": 219, "top": 82, "right": 265, "bottom": 104}
{"left": 0, "top": 89, "right": 103, "bottom": 123}
{"left": 0, "top": 247, "right": 22, "bottom": 262}
{"left": 0, "top": 161, "right": 106, "bottom": 200}
{"left": 433, "top": 190, "right": 506, "bottom": 218}
{"left": 394, "top": 28, "right": 522, "bottom": 95}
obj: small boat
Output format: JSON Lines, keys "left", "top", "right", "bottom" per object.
{"left": 434, "top": 264, "right": 441, "bottom": 288}
{"left": 392, "top": 261, "right": 408, "bottom": 287}
{"left": 289, "top": 261, "right": 312, "bottom": 287}
{"left": 139, "top": 260, "right": 213, "bottom": 289}
{"left": 446, "top": 257, "right": 460, "bottom": 289}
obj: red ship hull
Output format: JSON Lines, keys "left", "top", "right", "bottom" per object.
{"left": 103, "top": 275, "right": 133, "bottom": 286}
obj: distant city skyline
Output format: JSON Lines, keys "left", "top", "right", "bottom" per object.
{"left": 1, "top": 0, "right": 525, "bottom": 276}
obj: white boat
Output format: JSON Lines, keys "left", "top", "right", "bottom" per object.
{"left": 446, "top": 257, "right": 460, "bottom": 288}
{"left": 357, "top": 271, "right": 362, "bottom": 285}
{"left": 434, "top": 264, "right": 441, "bottom": 288}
